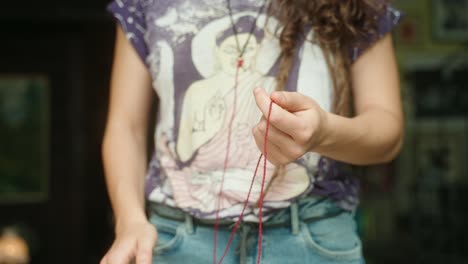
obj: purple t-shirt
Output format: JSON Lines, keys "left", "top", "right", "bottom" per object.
{"left": 107, "top": 0, "right": 402, "bottom": 221}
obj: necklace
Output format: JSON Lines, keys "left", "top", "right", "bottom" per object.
{"left": 226, "top": 0, "right": 268, "bottom": 67}
{"left": 213, "top": 1, "right": 271, "bottom": 264}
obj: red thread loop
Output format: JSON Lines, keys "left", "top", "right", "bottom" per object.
{"left": 214, "top": 58, "right": 273, "bottom": 264}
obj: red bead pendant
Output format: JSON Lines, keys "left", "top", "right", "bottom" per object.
{"left": 237, "top": 57, "right": 244, "bottom": 68}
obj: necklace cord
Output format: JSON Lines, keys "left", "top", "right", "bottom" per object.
{"left": 214, "top": 2, "right": 270, "bottom": 263}
{"left": 226, "top": 0, "right": 267, "bottom": 58}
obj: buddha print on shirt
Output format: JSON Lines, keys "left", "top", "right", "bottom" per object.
{"left": 153, "top": 12, "right": 314, "bottom": 219}
{"left": 107, "top": 0, "right": 402, "bottom": 220}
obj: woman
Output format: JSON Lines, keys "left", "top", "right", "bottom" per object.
{"left": 101, "top": 0, "right": 404, "bottom": 263}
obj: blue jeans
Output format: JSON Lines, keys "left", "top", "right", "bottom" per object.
{"left": 149, "top": 197, "right": 364, "bottom": 264}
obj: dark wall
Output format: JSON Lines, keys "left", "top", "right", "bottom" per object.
{"left": 1, "top": 1, "right": 117, "bottom": 263}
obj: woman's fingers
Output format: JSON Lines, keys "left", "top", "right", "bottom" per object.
{"left": 105, "top": 239, "right": 135, "bottom": 264}
{"left": 101, "top": 222, "right": 157, "bottom": 264}
{"left": 255, "top": 119, "right": 305, "bottom": 161}
{"left": 254, "top": 88, "right": 324, "bottom": 153}
{"left": 136, "top": 228, "right": 157, "bottom": 264}
{"left": 253, "top": 88, "right": 303, "bottom": 137}
{"left": 253, "top": 125, "right": 291, "bottom": 165}
{"left": 270, "top": 91, "right": 317, "bottom": 112}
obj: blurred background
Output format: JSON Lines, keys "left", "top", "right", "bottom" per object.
{"left": 0, "top": 0, "right": 466, "bottom": 263}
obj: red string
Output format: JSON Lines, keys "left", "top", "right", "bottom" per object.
{"left": 256, "top": 100, "right": 273, "bottom": 263}
{"left": 214, "top": 57, "right": 272, "bottom": 264}
{"left": 213, "top": 57, "right": 242, "bottom": 264}
{"left": 217, "top": 154, "right": 263, "bottom": 264}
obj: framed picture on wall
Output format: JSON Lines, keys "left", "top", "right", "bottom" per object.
{"left": 411, "top": 119, "right": 468, "bottom": 185}
{"left": 432, "top": 0, "right": 468, "bottom": 41}
{"left": 404, "top": 60, "right": 468, "bottom": 117}
{"left": 0, "top": 75, "right": 50, "bottom": 203}
{"left": 396, "top": 118, "right": 468, "bottom": 216}
{"left": 393, "top": 7, "right": 425, "bottom": 49}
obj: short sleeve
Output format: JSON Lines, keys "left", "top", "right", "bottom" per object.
{"left": 107, "top": 0, "right": 149, "bottom": 63}
{"left": 350, "top": 4, "right": 403, "bottom": 63}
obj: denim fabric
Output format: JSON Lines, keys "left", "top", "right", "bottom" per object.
{"left": 150, "top": 197, "right": 364, "bottom": 264}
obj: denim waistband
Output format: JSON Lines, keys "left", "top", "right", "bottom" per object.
{"left": 147, "top": 196, "right": 343, "bottom": 230}
{"left": 148, "top": 196, "right": 345, "bottom": 264}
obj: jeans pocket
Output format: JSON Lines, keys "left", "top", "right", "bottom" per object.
{"left": 150, "top": 215, "right": 186, "bottom": 255}
{"left": 300, "top": 212, "right": 362, "bottom": 261}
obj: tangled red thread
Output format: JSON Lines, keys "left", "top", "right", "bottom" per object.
{"left": 213, "top": 58, "right": 273, "bottom": 264}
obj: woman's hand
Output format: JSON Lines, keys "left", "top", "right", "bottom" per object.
{"left": 100, "top": 220, "right": 157, "bottom": 264}
{"left": 252, "top": 88, "right": 329, "bottom": 165}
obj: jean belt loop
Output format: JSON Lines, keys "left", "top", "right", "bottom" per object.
{"left": 290, "top": 201, "right": 300, "bottom": 235}
{"left": 184, "top": 213, "right": 194, "bottom": 235}
{"left": 239, "top": 224, "right": 251, "bottom": 264}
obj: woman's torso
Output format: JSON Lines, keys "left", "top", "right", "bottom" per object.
{"left": 107, "top": 0, "right": 402, "bottom": 220}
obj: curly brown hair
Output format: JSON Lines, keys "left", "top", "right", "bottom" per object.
{"left": 269, "top": 0, "right": 387, "bottom": 116}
